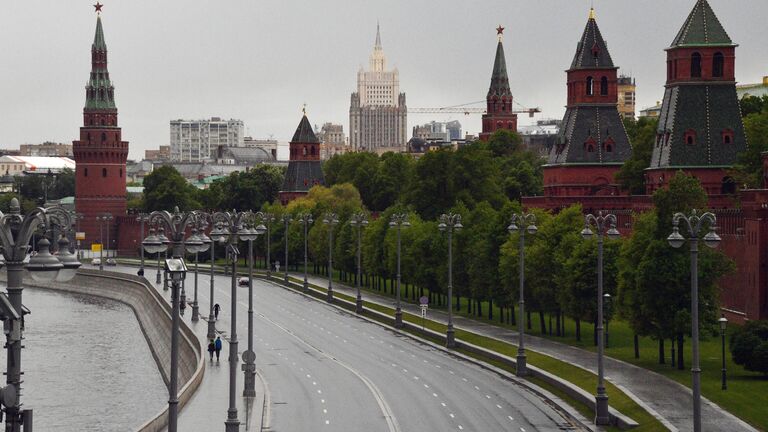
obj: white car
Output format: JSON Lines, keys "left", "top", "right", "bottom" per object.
{"left": 91, "top": 258, "right": 101, "bottom": 266}
{"left": 238, "top": 277, "right": 249, "bottom": 287}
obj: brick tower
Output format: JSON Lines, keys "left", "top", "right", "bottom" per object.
{"left": 480, "top": 26, "right": 517, "bottom": 141}
{"left": 646, "top": 0, "right": 746, "bottom": 196}
{"left": 73, "top": 11, "right": 128, "bottom": 247}
{"left": 279, "top": 112, "right": 325, "bottom": 205}
{"left": 542, "top": 8, "right": 632, "bottom": 197}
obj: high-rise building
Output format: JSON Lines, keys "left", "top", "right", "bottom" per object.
{"left": 542, "top": 8, "right": 632, "bottom": 197}
{"left": 617, "top": 75, "right": 636, "bottom": 119}
{"left": 316, "top": 123, "right": 347, "bottom": 160}
{"left": 20, "top": 142, "right": 73, "bottom": 157}
{"left": 349, "top": 24, "right": 408, "bottom": 154}
{"left": 73, "top": 12, "right": 128, "bottom": 246}
{"left": 480, "top": 27, "right": 517, "bottom": 141}
{"left": 169, "top": 117, "right": 244, "bottom": 162}
{"left": 280, "top": 114, "right": 325, "bottom": 205}
{"left": 646, "top": 0, "right": 746, "bottom": 196}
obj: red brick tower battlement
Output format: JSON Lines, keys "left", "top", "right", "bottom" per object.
{"left": 73, "top": 12, "right": 128, "bottom": 247}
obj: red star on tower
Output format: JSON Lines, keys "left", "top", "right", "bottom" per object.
{"left": 496, "top": 25, "right": 505, "bottom": 35}
{"left": 94, "top": 2, "right": 103, "bottom": 13}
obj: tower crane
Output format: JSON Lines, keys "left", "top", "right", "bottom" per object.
{"left": 408, "top": 100, "right": 541, "bottom": 117}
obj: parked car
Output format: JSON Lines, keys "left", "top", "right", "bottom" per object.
{"left": 238, "top": 277, "right": 249, "bottom": 287}
{"left": 106, "top": 258, "right": 117, "bottom": 266}
{"left": 91, "top": 258, "right": 101, "bottom": 266}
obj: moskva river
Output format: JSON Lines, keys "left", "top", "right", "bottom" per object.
{"left": 0, "top": 288, "right": 166, "bottom": 431}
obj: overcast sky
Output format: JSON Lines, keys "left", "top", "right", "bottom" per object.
{"left": 1, "top": 0, "right": 766, "bottom": 160}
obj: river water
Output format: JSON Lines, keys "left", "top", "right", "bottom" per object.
{"left": 0, "top": 288, "right": 167, "bottom": 431}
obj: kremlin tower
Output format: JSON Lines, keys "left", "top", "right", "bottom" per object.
{"left": 73, "top": 6, "right": 128, "bottom": 247}
{"left": 645, "top": 0, "right": 746, "bottom": 196}
{"left": 279, "top": 111, "right": 325, "bottom": 205}
{"left": 480, "top": 26, "right": 517, "bottom": 141}
{"left": 542, "top": 8, "right": 632, "bottom": 197}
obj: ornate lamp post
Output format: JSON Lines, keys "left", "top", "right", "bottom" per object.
{"left": 390, "top": 213, "right": 410, "bottom": 328}
{"left": 581, "top": 211, "right": 620, "bottom": 426}
{"left": 210, "top": 210, "right": 251, "bottom": 432}
{"left": 143, "top": 208, "right": 203, "bottom": 432}
{"left": 508, "top": 212, "right": 537, "bottom": 374}
{"left": 297, "top": 213, "right": 313, "bottom": 293}
{"left": 667, "top": 210, "right": 721, "bottom": 432}
{"left": 349, "top": 212, "right": 368, "bottom": 313}
{"left": 186, "top": 219, "right": 211, "bottom": 322}
{"left": 206, "top": 220, "right": 227, "bottom": 340}
{"left": 158, "top": 227, "right": 170, "bottom": 291}
{"left": 255, "top": 212, "right": 275, "bottom": 278}
{"left": 0, "top": 199, "right": 80, "bottom": 432}
{"left": 718, "top": 316, "right": 728, "bottom": 390}
{"left": 281, "top": 214, "right": 292, "bottom": 284}
{"left": 136, "top": 213, "right": 149, "bottom": 276}
{"left": 96, "top": 213, "right": 112, "bottom": 270}
{"left": 438, "top": 213, "right": 462, "bottom": 348}
{"left": 74, "top": 212, "right": 84, "bottom": 260}
{"left": 323, "top": 213, "right": 339, "bottom": 302}
{"left": 240, "top": 216, "right": 266, "bottom": 397}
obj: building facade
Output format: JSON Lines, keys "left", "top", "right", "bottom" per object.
{"left": 480, "top": 27, "right": 518, "bottom": 141}
{"left": 349, "top": 24, "right": 408, "bottom": 154}
{"left": 169, "top": 117, "right": 244, "bottom": 162}
{"left": 736, "top": 75, "right": 768, "bottom": 99}
{"left": 279, "top": 114, "right": 325, "bottom": 205}
{"left": 72, "top": 13, "right": 128, "bottom": 247}
{"left": 144, "top": 145, "right": 170, "bottom": 161}
{"left": 316, "top": 123, "right": 347, "bottom": 160}
{"left": 617, "top": 75, "right": 636, "bottom": 119}
{"left": 19, "top": 142, "right": 73, "bottom": 157}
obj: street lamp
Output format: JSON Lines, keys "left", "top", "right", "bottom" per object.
{"left": 0, "top": 199, "right": 80, "bottom": 432}
{"left": 582, "top": 211, "right": 620, "bottom": 426}
{"left": 667, "top": 209, "right": 720, "bottom": 432}
{"left": 439, "top": 212, "right": 462, "bottom": 348}
{"left": 96, "top": 213, "right": 113, "bottom": 271}
{"left": 255, "top": 212, "right": 275, "bottom": 278}
{"left": 282, "top": 214, "right": 292, "bottom": 284}
{"left": 390, "top": 213, "right": 410, "bottom": 328}
{"left": 186, "top": 220, "right": 211, "bottom": 322}
{"left": 144, "top": 207, "right": 202, "bottom": 432}
{"left": 604, "top": 293, "right": 612, "bottom": 349}
{"left": 240, "top": 216, "right": 266, "bottom": 397}
{"left": 718, "top": 316, "right": 728, "bottom": 390}
{"left": 207, "top": 220, "right": 228, "bottom": 340}
{"left": 136, "top": 213, "right": 149, "bottom": 276}
{"left": 349, "top": 212, "right": 368, "bottom": 313}
{"left": 297, "top": 213, "right": 313, "bottom": 293}
{"left": 508, "top": 212, "right": 537, "bottom": 375}
{"left": 323, "top": 213, "right": 339, "bottom": 302}
{"left": 211, "top": 210, "right": 251, "bottom": 432}
{"left": 74, "top": 212, "right": 84, "bottom": 260}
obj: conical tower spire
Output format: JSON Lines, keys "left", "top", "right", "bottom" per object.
{"left": 93, "top": 15, "right": 107, "bottom": 50}
{"left": 488, "top": 27, "right": 511, "bottom": 98}
{"left": 670, "top": 0, "right": 733, "bottom": 47}
{"left": 375, "top": 21, "right": 382, "bottom": 50}
{"left": 86, "top": 14, "right": 115, "bottom": 110}
{"left": 480, "top": 26, "right": 517, "bottom": 140}
{"left": 570, "top": 9, "right": 614, "bottom": 70}
{"left": 369, "top": 22, "right": 386, "bottom": 71}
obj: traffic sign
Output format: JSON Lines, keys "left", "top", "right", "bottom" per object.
{"left": 75, "top": 232, "right": 86, "bottom": 241}
{"left": 242, "top": 349, "right": 256, "bottom": 363}
{"left": 419, "top": 296, "right": 429, "bottom": 306}
{"left": 91, "top": 243, "right": 102, "bottom": 252}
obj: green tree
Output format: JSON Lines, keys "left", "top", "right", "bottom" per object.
{"left": 615, "top": 117, "right": 658, "bottom": 194}
{"left": 739, "top": 94, "right": 768, "bottom": 118}
{"left": 733, "top": 110, "right": 768, "bottom": 187}
{"left": 405, "top": 150, "right": 454, "bottom": 220}
{"left": 142, "top": 165, "right": 201, "bottom": 212}
{"left": 729, "top": 320, "right": 768, "bottom": 375}
{"left": 200, "top": 165, "right": 284, "bottom": 210}
{"left": 323, "top": 152, "right": 380, "bottom": 209}
{"left": 371, "top": 152, "right": 414, "bottom": 211}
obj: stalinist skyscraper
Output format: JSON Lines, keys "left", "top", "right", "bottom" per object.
{"left": 349, "top": 24, "right": 408, "bottom": 153}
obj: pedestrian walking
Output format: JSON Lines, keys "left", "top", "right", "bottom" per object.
{"left": 214, "top": 303, "right": 221, "bottom": 320}
{"left": 207, "top": 339, "right": 215, "bottom": 361}
{"left": 214, "top": 336, "right": 223, "bottom": 362}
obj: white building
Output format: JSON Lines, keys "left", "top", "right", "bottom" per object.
{"left": 170, "top": 117, "right": 244, "bottom": 162}
{"left": 0, "top": 156, "right": 76, "bottom": 175}
{"left": 349, "top": 24, "right": 408, "bottom": 154}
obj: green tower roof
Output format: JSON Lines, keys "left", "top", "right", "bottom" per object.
{"left": 487, "top": 40, "right": 511, "bottom": 98}
{"left": 93, "top": 16, "right": 107, "bottom": 50}
{"left": 670, "top": 0, "right": 734, "bottom": 47}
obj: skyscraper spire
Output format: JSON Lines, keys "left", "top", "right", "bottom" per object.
{"left": 375, "top": 20, "right": 382, "bottom": 49}
{"left": 369, "top": 22, "right": 386, "bottom": 71}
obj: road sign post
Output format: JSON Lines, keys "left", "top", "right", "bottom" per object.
{"left": 419, "top": 296, "right": 429, "bottom": 331}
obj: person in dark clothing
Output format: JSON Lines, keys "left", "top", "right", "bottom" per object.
{"left": 214, "top": 336, "right": 223, "bottom": 362}
{"left": 207, "top": 339, "right": 215, "bottom": 361}
{"left": 214, "top": 303, "right": 221, "bottom": 320}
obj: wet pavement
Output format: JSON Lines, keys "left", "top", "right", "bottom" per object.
{"left": 0, "top": 288, "right": 167, "bottom": 431}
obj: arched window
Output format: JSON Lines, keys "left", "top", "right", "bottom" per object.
{"left": 101, "top": 132, "right": 107, "bottom": 142}
{"left": 721, "top": 176, "right": 736, "bottom": 194}
{"left": 119, "top": 168, "right": 123, "bottom": 178}
{"left": 691, "top": 52, "right": 702, "bottom": 78}
{"left": 102, "top": 168, "right": 107, "bottom": 177}
{"left": 302, "top": 146, "right": 307, "bottom": 156}
{"left": 84, "top": 168, "right": 88, "bottom": 177}
{"left": 600, "top": 76, "right": 609, "bottom": 96}
{"left": 684, "top": 129, "right": 697, "bottom": 145}
{"left": 713, "top": 52, "right": 724, "bottom": 78}
{"left": 722, "top": 129, "right": 734, "bottom": 145}
{"left": 586, "top": 76, "right": 594, "bottom": 96}
{"left": 87, "top": 132, "right": 91, "bottom": 143}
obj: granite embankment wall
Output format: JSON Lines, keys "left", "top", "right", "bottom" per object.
{"left": 1, "top": 269, "right": 205, "bottom": 432}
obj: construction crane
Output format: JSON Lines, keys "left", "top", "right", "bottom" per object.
{"left": 408, "top": 100, "right": 541, "bottom": 117}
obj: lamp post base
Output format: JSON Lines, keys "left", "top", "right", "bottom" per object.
{"left": 207, "top": 318, "right": 216, "bottom": 341}
{"left": 595, "top": 393, "right": 610, "bottom": 425}
{"left": 446, "top": 326, "right": 456, "bottom": 348}
{"left": 191, "top": 303, "right": 199, "bottom": 322}
{"left": 242, "top": 363, "right": 256, "bottom": 397}
{"left": 156, "top": 272, "right": 162, "bottom": 284}
{"left": 355, "top": 296, "right": 363, "bottom": 314}
{"left": 394, "top": 309, "right": 403, "bottom": 328}
{"left": 516, "top": 354, "right": 528, "bottom": 377}
{"left": 303, "top": 280, "right": 309, "bottom": 293}
{"left": 225, "top": 418, "right": 240, "bottom": 432}
{"left": 327, "top": 289, "right": 334, "bottom": 303}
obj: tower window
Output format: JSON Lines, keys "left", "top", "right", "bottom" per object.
{"left": 119, "top": 168, "right": 123, "bottom": 178}
{"left": 102, "top": 132, "right": 107, "bottom": 142}
{"left": 713, "top": 52, "right": 724, "bottom": 78}
{"left": 586, "top": 76, "right": 594, "bottom": 96}
{"left": 600, "top": 77, "right": 609, "bottom": 96}
{"left": 102, "top": 168, "right": 107, "bottom": 177}
{"left": 84, "top": 168, "right": 88, "bottom": 177}
{"left": 691, "top": 52, "right": 702, "bottom": 78}
{"left": 684, "top": 129, "right": 697, "bottom": 145}
{"left": 722, "top": 129, "right": 734, "bottom": 144}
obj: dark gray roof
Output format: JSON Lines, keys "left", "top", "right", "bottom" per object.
{"left": 221, "top": 147, "right": 274, "bottom": 163}
{"left": 670, "top": 0, "right": 733, "bottom": 48}
{"left": 281, "top": 160, "right": 324, "bottom": 192}
{"left": 570, "top": 14, "right": 615, "bottom": 70}
{"left": 548, "top": 106, "right": 632, "bottom": 165}
{"left": 292, "top": 115, "right": 319, "bottom": 143}
{"left": 649, "top": 84, "right": 746, "bottom": 168}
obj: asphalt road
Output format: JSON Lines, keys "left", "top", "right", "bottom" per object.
{"left": 124, "top": 264, "right": 581, "bottom": 431}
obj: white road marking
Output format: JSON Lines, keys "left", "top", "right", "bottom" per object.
{"left": 508, "top": 416, "right": 514, "bottom": 421}
{"left": 496, "top": 404, "right": 502, "bottom": 409}
{"left": 449, "top": 413, "right": 455, "bottom": 418}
